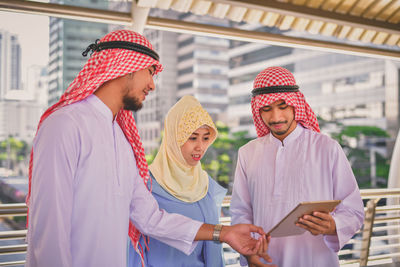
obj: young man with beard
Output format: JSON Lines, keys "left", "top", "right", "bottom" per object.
{"left": 25, "top": 30, "right": 270, "bottom": 267}
{"left": 230, "top": 67, "right": 364, "bottom": 267}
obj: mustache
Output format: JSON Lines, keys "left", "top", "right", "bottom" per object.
{"left": 268, "top": 121, "right": 287, "bottom": 126}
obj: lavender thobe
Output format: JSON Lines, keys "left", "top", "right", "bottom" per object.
{"left": 26, "top": 95, "right": 201, "bottom": 267}
{"left": 231, "top": 125, "right": 364, "bottom": 267}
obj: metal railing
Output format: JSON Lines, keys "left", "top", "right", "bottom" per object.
{"left": 356, "top": 188, "right": 400, "bottom": 266}
{"left": 0, "top": 188, "right": 399, "bottom": 266}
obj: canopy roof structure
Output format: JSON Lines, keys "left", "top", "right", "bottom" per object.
{"left": 0, "top": 0, "right": 399, "bottom": 60}
{"left": 139, "top": 0, "right": 400, "bottom": 47}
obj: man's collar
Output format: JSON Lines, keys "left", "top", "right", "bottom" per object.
{"left": 86, "top": 94, "right": 114, "bottom": 122}
{"left": 268, "top": 123, "right": 303, "bottom": 146}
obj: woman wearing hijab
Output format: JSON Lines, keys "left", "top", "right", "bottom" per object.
{"left": 128, "top": 95, "right": 227, "bottom": 267}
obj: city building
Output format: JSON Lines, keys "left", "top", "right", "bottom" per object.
{"left": 0, "top": 66, "right": 47, "bottom": 142}
{"left": 0, "top": 29, "right": 21, "bottom": 99}
{"left": 139, "top": 26, "right": 179, "bottom": 154}
{"left": 174, "top": 14, "right": 230, "bottom": 122}
{"left": 0, "top": 29, "right": 48, "bottom": 143}
{"left": 47, "top": 0, "right": 109, "bottom": 105}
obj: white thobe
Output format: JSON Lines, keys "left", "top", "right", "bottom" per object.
{"left": 26, "top": 95, "right": 202, "bottom": 267}
{"left": 231, "top": 125, "right": 364, "bottom": 267}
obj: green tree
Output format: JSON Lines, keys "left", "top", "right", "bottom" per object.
{"left": 201, "top": 121, "right": 251, "bottom": 189}
{"left": 329, "top": 125, "right": 390, "bottom": 188}
{"left": 145, "top": 148, "right": 158, "bottom": 165}
{"left": 332, "top": 125, "right": 389, "bottom": 144}
{"left": 0, "top": 136, "right": 28, "bottom": 171}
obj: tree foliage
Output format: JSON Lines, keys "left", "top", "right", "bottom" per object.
{"left": 328, "top": 124, "right": 390, "bottom": 188}
{"left": 201, "top": 121, "right": 251, "bottom": 189}
{"left": 332, "top": 125, "right": 389, "bottom": 145}
{"left": 0, "top": 136, "right": 28, "bottom": 170}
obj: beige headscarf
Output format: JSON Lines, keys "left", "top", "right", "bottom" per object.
{"left": 149, "top": 95, "right": 218, "bottom": 202}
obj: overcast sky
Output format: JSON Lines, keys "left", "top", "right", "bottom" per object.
{"left": 0, "top": 11, "right": 49, "bottom": 81}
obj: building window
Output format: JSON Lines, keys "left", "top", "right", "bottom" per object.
{"left": 178, "top": 81, "right": 193, "bottom": 90}
{"left": 178, "top": 37, "right": 194, "bottom": 48}
{"left": 230, "top": 47, "right": 293, "bottom": 68}
{"left": 178, "top": 66, "right": 193, "bottom": 76}
{"left": 178, "top": 52, "right": 194, "bottom": 62}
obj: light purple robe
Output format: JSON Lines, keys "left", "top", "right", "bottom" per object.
{"left": 26, "top": 95, "right": 202, "bottom": 267}
{"left": 231, "top": 125, "right": 364, "bottom": 267}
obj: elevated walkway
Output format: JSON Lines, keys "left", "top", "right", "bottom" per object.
{"left": 0, "top": 188, "right": 399, "bottom": 266}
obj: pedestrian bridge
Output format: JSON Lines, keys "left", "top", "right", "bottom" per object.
{"left": 0, "top": 188, "right": 399, "bottom": 266}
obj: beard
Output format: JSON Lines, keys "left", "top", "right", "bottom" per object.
{"left": 273, "top": 128, "right": 289, "bottom": 136}
{"left": 122, "top": 94, "right": 142, "bottom": 112}
{"left": 269, "top": 118, "right": 295, "bottom": 136}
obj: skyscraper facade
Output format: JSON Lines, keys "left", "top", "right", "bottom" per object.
{"left": 47, "top": 0, "right": 109, "bottom": 105}
{"left": 0, "top": 29, "right": 21, "bottom": 99}
{"left": 139, "top": 27, "right": 179, "bottom": 154}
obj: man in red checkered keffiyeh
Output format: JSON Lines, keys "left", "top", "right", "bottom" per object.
{"left": 26, "top": 29, "right": 270, "bottom": 267}
{"left": 251, "top": 66, "right": 320, "bottom": 138}
{"left": 230, "top": 66, "right": 364, "bottom": 267}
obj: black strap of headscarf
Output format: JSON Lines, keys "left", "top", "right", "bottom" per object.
{"left": 252, "top": 85, "right": 299, "bottom": 97}
{"left": 82, "top": 39, "right": 159, "bottom": 61}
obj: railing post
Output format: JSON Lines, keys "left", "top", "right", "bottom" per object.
{"left": 360, "top": 199, "right": 377, "bottom": 266}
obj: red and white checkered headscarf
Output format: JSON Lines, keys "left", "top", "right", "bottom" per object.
{"left": 251, "top": 66, "right": 320, "bottom": 137}
{"left": 27, "top": 29, "right": 163, "bottom": 262}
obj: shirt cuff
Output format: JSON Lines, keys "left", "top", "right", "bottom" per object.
{"left": 179, "top": 220, "right": 203, "bottom": 255}
{"left": 324, "top": 233, "right": 340, "bottom": 252}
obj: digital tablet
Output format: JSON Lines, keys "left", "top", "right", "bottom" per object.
{"left": 267, "top": 200, "right": 341, "bottom": 238}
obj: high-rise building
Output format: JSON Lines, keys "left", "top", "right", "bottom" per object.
{"left": 139, "top": 26, "right": 179, "bottom": 154}
{"left": 10, "top": 35, "right": 21, "bottom": 91}
{"left": 175, "top": 14, "right": 229, "bottom": 122}
{"left": 0, "top": 29, "right": 21, "bottom": 99}
{"left": 47, "top": 0, "right": 109, "bottom": 105}
{"left": 176, "top": 33, "right": 229, "bottom": 121}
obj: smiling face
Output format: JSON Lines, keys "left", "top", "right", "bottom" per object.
{"left": 180, "top": 126, "right": 212, "bottom": 167}
{"left": 260, "top": 99, "right": 297, "bottom": 141}
{"left": 122, "top": 66, "right": 155, "bottom": 111}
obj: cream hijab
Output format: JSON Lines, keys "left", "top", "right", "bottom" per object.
{"left": 149, "top": 95, "right": 218, "bottom": 202}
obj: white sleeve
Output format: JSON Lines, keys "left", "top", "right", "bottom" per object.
{"left": 230, "top": 149, "right": 253, "bottom": 266}
{"left": 231, "top": 149, "right": 254, "bottom": 225}
{"left": 324, "top": 142, "right": 365, "bottom": 252}
{"left": 26, "top": 113, "right": 79, "bottom": 267}
{"left": 129, "top": 168, "right": 202, "bottom": 255}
